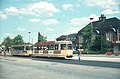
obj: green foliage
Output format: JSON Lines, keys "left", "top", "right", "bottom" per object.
{"left": 1, "top": 36, "right": 13, "bottom": 51}
{"left": 90, "top": 36, "right": 101, "bottom": 51}
{"left": 38, "top": 32, "right": 47, "bottom": 42}
{"left": 81, "top": 25, "right": 92, "bottom": 38}
{"left": 12, "top": 35, "right": 24, "bottom": 45}
{"left": 1, "top": 35, "right": 25, "bottom": 51}
{"left": 90, "top": 35, "right": 113, "bottom": 52}
{"left": 81, "top": 25, "right": 92, "bottom": 50}
{"left": 81, "top": 25, "right": 112, "bottom": 53}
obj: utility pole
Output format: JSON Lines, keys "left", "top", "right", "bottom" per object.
{"left": 89, "top": 17, "right": 94, "bottom": 50}
{"left": 28, "top": 32, "right": 31, "bottom": 43}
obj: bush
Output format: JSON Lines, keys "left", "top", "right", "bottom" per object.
{"left": 82, "top": 51, "right": 102, "bottom": 54}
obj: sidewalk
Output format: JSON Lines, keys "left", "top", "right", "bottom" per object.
{"left": 0, "top": 55, "right": 120, "bottom": 63}
{"left": 66, "top": 54, "right": 120, "bottom": 62}
{"left": 0, "top": 55, "right": 31, "bottom": 61}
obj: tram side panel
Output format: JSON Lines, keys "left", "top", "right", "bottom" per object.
{"left": 11, "top": 50, "right": 32, "bottom": 56}
{"left": 32, "top": 50, "right": 73, "bottom": 58}
{"left": 61, "top": 50, "right": 73, "bottom": 57}
{"left": 32, "top": 41, "right": 74, "bottom": 58}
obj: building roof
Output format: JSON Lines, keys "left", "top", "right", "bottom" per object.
{"left": 56, "top": 35, "right": 68, "bottom": 41}
{"left": 78, "top": 16, "right": 120, "bottom": 35}
{"left": 93, "top": 17, "right": 120, "bottom": 31}
{"left": 68, "top": 33, "right": 77, "bottom": 38}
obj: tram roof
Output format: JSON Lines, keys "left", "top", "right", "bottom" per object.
{"left": 55, "top": 41, "right": 72, "bottom": 44}
{"left": 12, "top": 44, "right": 33, "bottom": 47}
{"left": 35, "top": 41, "right": 55, "bottom": 45}
{"left": 35, "top": 41, "right": 72, "bottom": 45}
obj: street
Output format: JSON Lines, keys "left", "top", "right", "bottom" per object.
{"left": 0, "top": 56, "right": 120, "bottom": 79}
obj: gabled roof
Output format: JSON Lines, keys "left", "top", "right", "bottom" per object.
{"left": 68, "top": 33, "right": 77, "bottom": 38}
{"left": 56, "top": 35, "right": 68, "bottom": 41}
{"left": 78, "top": 17, "right": 120, "bottom": 35}
{"left": 93, "top": 17, "right": 120, "bottom": 31}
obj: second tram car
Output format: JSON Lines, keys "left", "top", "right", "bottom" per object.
{"left": 11, "top": 44, "right": 33, "bottom": 56}
{"left": 32, "top": 41, "right": 74, "bottom": 58}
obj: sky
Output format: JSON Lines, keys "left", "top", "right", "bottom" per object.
{"left": 0, "top": 0, "right": 120, "bottom": 44}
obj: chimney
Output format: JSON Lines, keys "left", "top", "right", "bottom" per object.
{"left": 99, "top": 14, "right": 106, "bottom": 22}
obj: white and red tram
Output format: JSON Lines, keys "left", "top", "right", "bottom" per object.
{"left": 32, "top": 41, "right": 73, "bottom": 58}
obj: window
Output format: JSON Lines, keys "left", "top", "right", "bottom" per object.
{"left": 55, "top": 44, "right": 58, "bottom": 50}
{"left": 61, "top": 44, "right": 66, "bottom": 50}
{"left": 118, "top": 45, "right": 120, "bottom": 51}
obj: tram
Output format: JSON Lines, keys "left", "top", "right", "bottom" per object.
{"left": 11, "top": 44, "right": 33, "bottom": 56}
{"left": 32, "top": 41, "right": 74, "bottom": 58}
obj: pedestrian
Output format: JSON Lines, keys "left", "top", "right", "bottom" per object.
{"left": 76, "top": 48, "right": 81, "bottom": 61}
{"left": 3, "top": 50, "right": 6, "bottom": 58}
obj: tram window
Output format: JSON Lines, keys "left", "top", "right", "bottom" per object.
{"left": 68, "top": 44, "right": 73, "bottom": 49}
{"left": 50, "top": 45, "right": 55, "bottom": 50}
{"left": 38, "top": 46, "right": 43, "bottom": 50}
{"left": 26, "top": 46, "right": 32, "bottom": 50}
{"left": 55, "top": 44, "right": 58, "bottom": 50}
{"left": 61, "top": 44, "right": 66, "bottom": 50}
{"left": 37, "top": 46, "right": 40, "bottom": 50}
{"left": 13, "top": 46, "right": 24, "bottom": 50}
{"left": 34, "top": 47, "right": 37, "bottom": 50}
{"left": 47, "top": 45, "right": 50, "bottom": 50}
{"left": 43, "top": 46, "right": 47, "bottom": 50}
{"left": 68, "top": 46, "right": 72, "bottom": 49}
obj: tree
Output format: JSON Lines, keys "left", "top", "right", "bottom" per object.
{"left": 38, "top": 32, "right": 47, "bottom": 42}
{"left": 81, "top": 25, "right": 92, "bottom": 50}
{"left": 1, "top": 36, "right": 13, "bottom": 51}
{"left": 13, "top": 35, "right": 24, "bottom": 45}
{"left": 90, "top": 33, "right": 113, "bottom": 53}
{"left": 90, "top": 36, "right": 101, "bottom": 51}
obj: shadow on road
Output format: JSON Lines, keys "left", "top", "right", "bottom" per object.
{"left": 32, "top": 57, "right": 120, "bottom": 69}
{"left": 1, "top": 55, "right": 119, "bottom": 69}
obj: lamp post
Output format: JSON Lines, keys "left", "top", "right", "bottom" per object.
{"left": 90, "top": 18, "right": 94, "bottom": 36}
{"left": 28, "top": 32, "right": 31, "bottom": 43}
{"left": 89, "top": 17, "right": 94, "bottom": 50}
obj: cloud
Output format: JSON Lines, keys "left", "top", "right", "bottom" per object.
{"left": 17, "top": 27, "right": 26, "bottom": 32}
{"left": 68, "top": 14, "right": 99, "bottom": 26}
{"left": 102, "top": 8, "right": 120, "bottom": 15}
{"left": 42, "top": 19, "right": 59, "bottom": 25}
{"left": 65, "top": 27, "right": 81, "bottom": 34}
{"left": 83, "top": 0, "right": 120, "bottom": 15}
{"left": 4, "top": 6, "right": 19, "bottom": 15}
{"left": 89, "top": 14, "right": 99, "bottom": 21}
{"left": 0, "top": 11, "right": 7, "bottom": 20}
{"left": 4, "top": 1, "right": 60, "bottom": 17}
{"left": 75, "top": 0, "right": 81, "bottom": 7}
{"left": 83, "top": 0, "right": 119, "bottom": 9}
{"left": 29, "top": 18, "right": 40, "bottom": 22}
{"left": 63, "top": 4, "right": 73, "bottom": 11}
{"left": 5, "top": 33, "right": 10, "bottom": 36}
{"left": 46, "top": 27, "right": 53, "bottom": 31}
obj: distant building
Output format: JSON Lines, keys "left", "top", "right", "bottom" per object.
{"left": 77, "top": 14, "right": 120, "bottom": 53}
{"left": 56, "top": 33, "right": 77, "bottom": 47}
{"left": 56, "top": 35, "right": 68, "bottom": 41}
{"left": 68, "top": 33, "right": 76, "bottom": 42}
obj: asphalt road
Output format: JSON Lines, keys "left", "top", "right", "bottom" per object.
{"left": 0, "top": 56, "right": 120, "bottom": 79}
{"left": 32, "top": 57, "right": 120, "bottom": 69}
